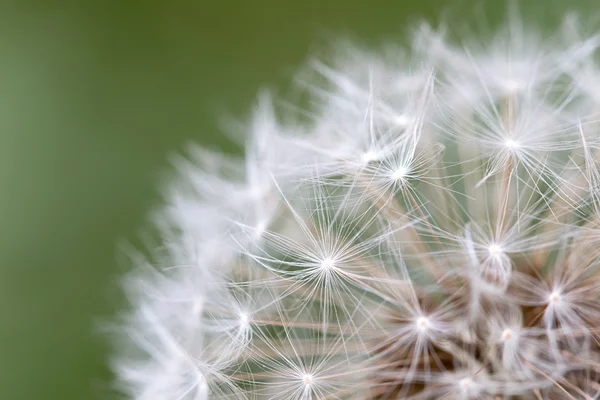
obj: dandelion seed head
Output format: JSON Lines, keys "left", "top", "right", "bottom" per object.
{"left": 114, "top": 8, "right": 600, "bottom": 400}
{"left": 192, "top": 299, "right": 204, "bottom": 316}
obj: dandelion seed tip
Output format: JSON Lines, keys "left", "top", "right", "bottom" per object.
{"left": 501, "top": 328, "right": 513, "bottom": 341}
{"left": 394, "top": 114, "right": 411, "bottom": 127}
{"left": 239, "top": 313, "right": 249, "bottom": 327}
{"left": 192, "top": 299, "right": 204, "bottom": 315}
{"left": 303, "top": 374, "right": 313, "bottom": 385}
{"left": 416, "top": 316, "right": 429, "bottom": 331}
{"left": 391, "top": 166, "right": 408, "bottom": 181}
{"left": 253, "top": 221, "right": 267, "bottom": 236}
{"left": 321, "top": 258, "right": 335, "bottom": 270}
{"left": 549, "top": 290, "right": 562, "bottom": 303}
{"left": 459, "top": 377, "right": 473, "bottom": 389}
{"left": 504, "top": 79, "right": 523, "bottom": 93}
{"left": 488, "top": 244, "right": 503, "bottom": 256}
{"left": 362, "top": 151, "right": 379, "bottom": 164}
{"left": 503, "top": 138, "right": 520, "bottom": 149}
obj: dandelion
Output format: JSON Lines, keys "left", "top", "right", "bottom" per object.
{"left": 114, "top": 9, "right": 600, "bottom": 400}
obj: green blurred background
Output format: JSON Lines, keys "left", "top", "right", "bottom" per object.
{"left": 0, "top": 1, "right": 594, "bottom": 398}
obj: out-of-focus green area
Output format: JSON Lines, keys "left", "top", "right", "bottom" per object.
{"left": 0, "top": 0, "right": 594, "bottom": 398}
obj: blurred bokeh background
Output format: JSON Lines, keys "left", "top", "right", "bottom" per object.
{"left": 0, "top": 0, "right": 595, "bottom": 398}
